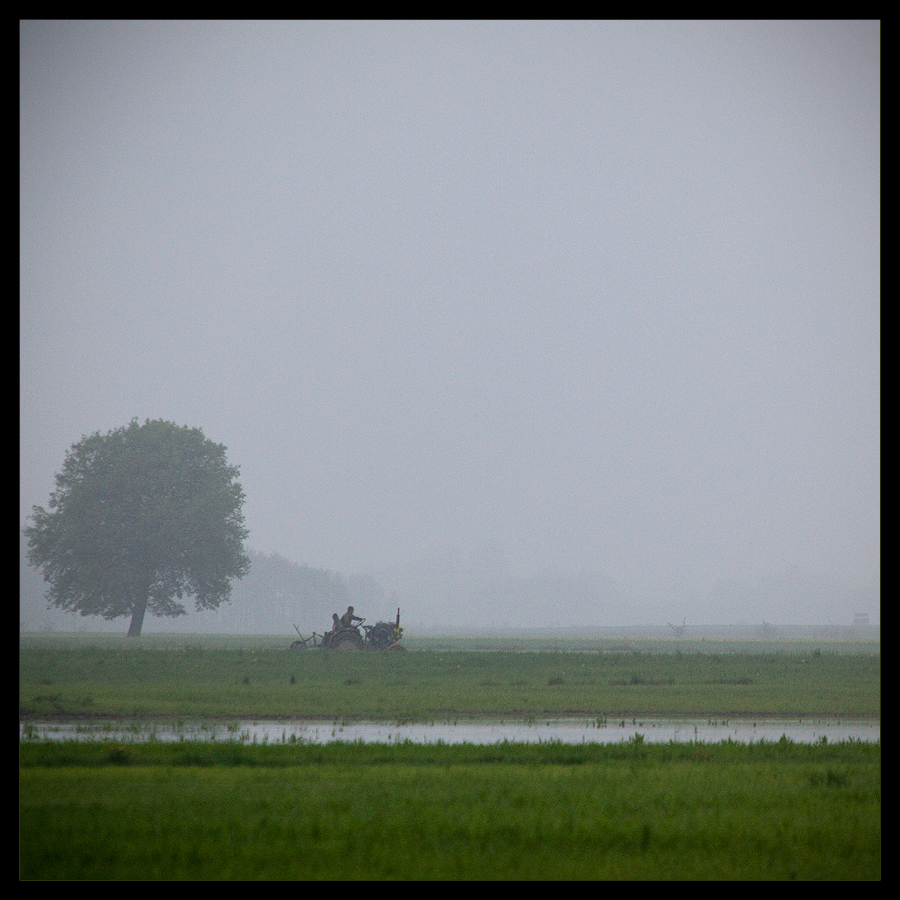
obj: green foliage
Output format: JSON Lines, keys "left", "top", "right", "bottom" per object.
{"left": 16, "top": 734, "right": 881, "bottom": 768}
{"left": 24, "top": 419, "right": 250, "bottom": 636}
{"left": 19, "top": 741, "right": 880, "bottom": 879}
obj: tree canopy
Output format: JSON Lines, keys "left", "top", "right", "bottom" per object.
{"left": 25, "top": 418, "right": 250, "bottom": 636}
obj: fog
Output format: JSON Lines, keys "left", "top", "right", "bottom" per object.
{"left": 20, "top": 21, "right": 879, "bottom": 633}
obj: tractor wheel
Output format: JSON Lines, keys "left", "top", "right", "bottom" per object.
{"left": 331, "top": 632, "right": 363, "bottom": 650}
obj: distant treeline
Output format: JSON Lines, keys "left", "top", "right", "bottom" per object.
{"left": 19, "top": 533, "right": 391, "bottom": 635}
{"left": 20, "top": 527, "right": 878, "bottom": 634}
{"left": 161, "top": 550, "right": 403, "bottom": 635}
{"left": 211, "top": 550, "right": 352, "bottom": 634}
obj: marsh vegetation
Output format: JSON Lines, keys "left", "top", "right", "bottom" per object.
{"left": 20, "top": 634, "right": 880, "bottom": 880}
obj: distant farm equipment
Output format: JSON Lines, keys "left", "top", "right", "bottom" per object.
{"left": 291, "top": 608, "right": 404, "bottom": 651}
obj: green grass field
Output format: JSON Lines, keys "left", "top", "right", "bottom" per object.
{"left": 20, "top": 635, "right": 880, "bottom": 880}
{"left": 19, "top": 739, "right": 880, "bottom": 880}
{"left": 20, "top": 636, "right": 880, "bottom": 719}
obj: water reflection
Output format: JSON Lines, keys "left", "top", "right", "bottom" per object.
{"left": 20, "top": 716, "right": 879, "bottom": 745}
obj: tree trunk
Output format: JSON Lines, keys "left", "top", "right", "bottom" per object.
{"left": 127, "top": 588, "right": 149, "bottom": 637}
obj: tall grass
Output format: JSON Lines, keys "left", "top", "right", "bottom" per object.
{"left": 19, "top": 740, "right": 880, "bottom": 880}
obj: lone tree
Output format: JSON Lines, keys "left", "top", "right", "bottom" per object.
{"left": 25, "top": 418, "right": 251, "bottom": 637}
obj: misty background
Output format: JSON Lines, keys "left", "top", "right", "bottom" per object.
{"left": 20, "top": 21, "right": 879, "bottom": 634}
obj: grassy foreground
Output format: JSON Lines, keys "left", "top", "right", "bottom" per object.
{"left": 20, "top": 739, "right": 880, "bottom": 880}
{"left": 20, "top": 640, "right": 880, "bottom": 719}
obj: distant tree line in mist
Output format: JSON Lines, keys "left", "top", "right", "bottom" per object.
{"left": 20, "top": 535, "right": 394, "bottom": 635}
{"left": 205, "top": 551, "right": 398, "bottom": 634}
{"left": 20, "top": 529, "right": 877, "bottom": 634}
{"left": 219, "top": 550, "right": 351, "bottom": 633}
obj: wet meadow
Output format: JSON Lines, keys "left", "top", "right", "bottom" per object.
{"left": 20, "top": 633, "right": 880, "bottom": 880}
{"left": 19, "top": 633, "right": 879, "bottom": 719}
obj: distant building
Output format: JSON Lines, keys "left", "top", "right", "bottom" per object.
{"left": 854, "top": 612, "right": 869, "bottom": 627}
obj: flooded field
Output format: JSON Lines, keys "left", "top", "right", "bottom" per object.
{"left": 20, "top": 715, "right": 879, "bottom": 745}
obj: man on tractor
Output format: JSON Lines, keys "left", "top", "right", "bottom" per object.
{"left": 340, "top": 606, "right": 364, "bottom": 630}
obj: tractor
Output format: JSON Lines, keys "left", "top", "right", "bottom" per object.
{"left": 291, "top": 608, "right": 404, "bottom": 651}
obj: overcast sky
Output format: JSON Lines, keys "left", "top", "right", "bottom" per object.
{"left": 21, "top": 21, "right": 879, "bottom": 627}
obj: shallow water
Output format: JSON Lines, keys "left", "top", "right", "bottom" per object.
{"left": 20, "top": 716, "right": 879, "bottom": 745}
